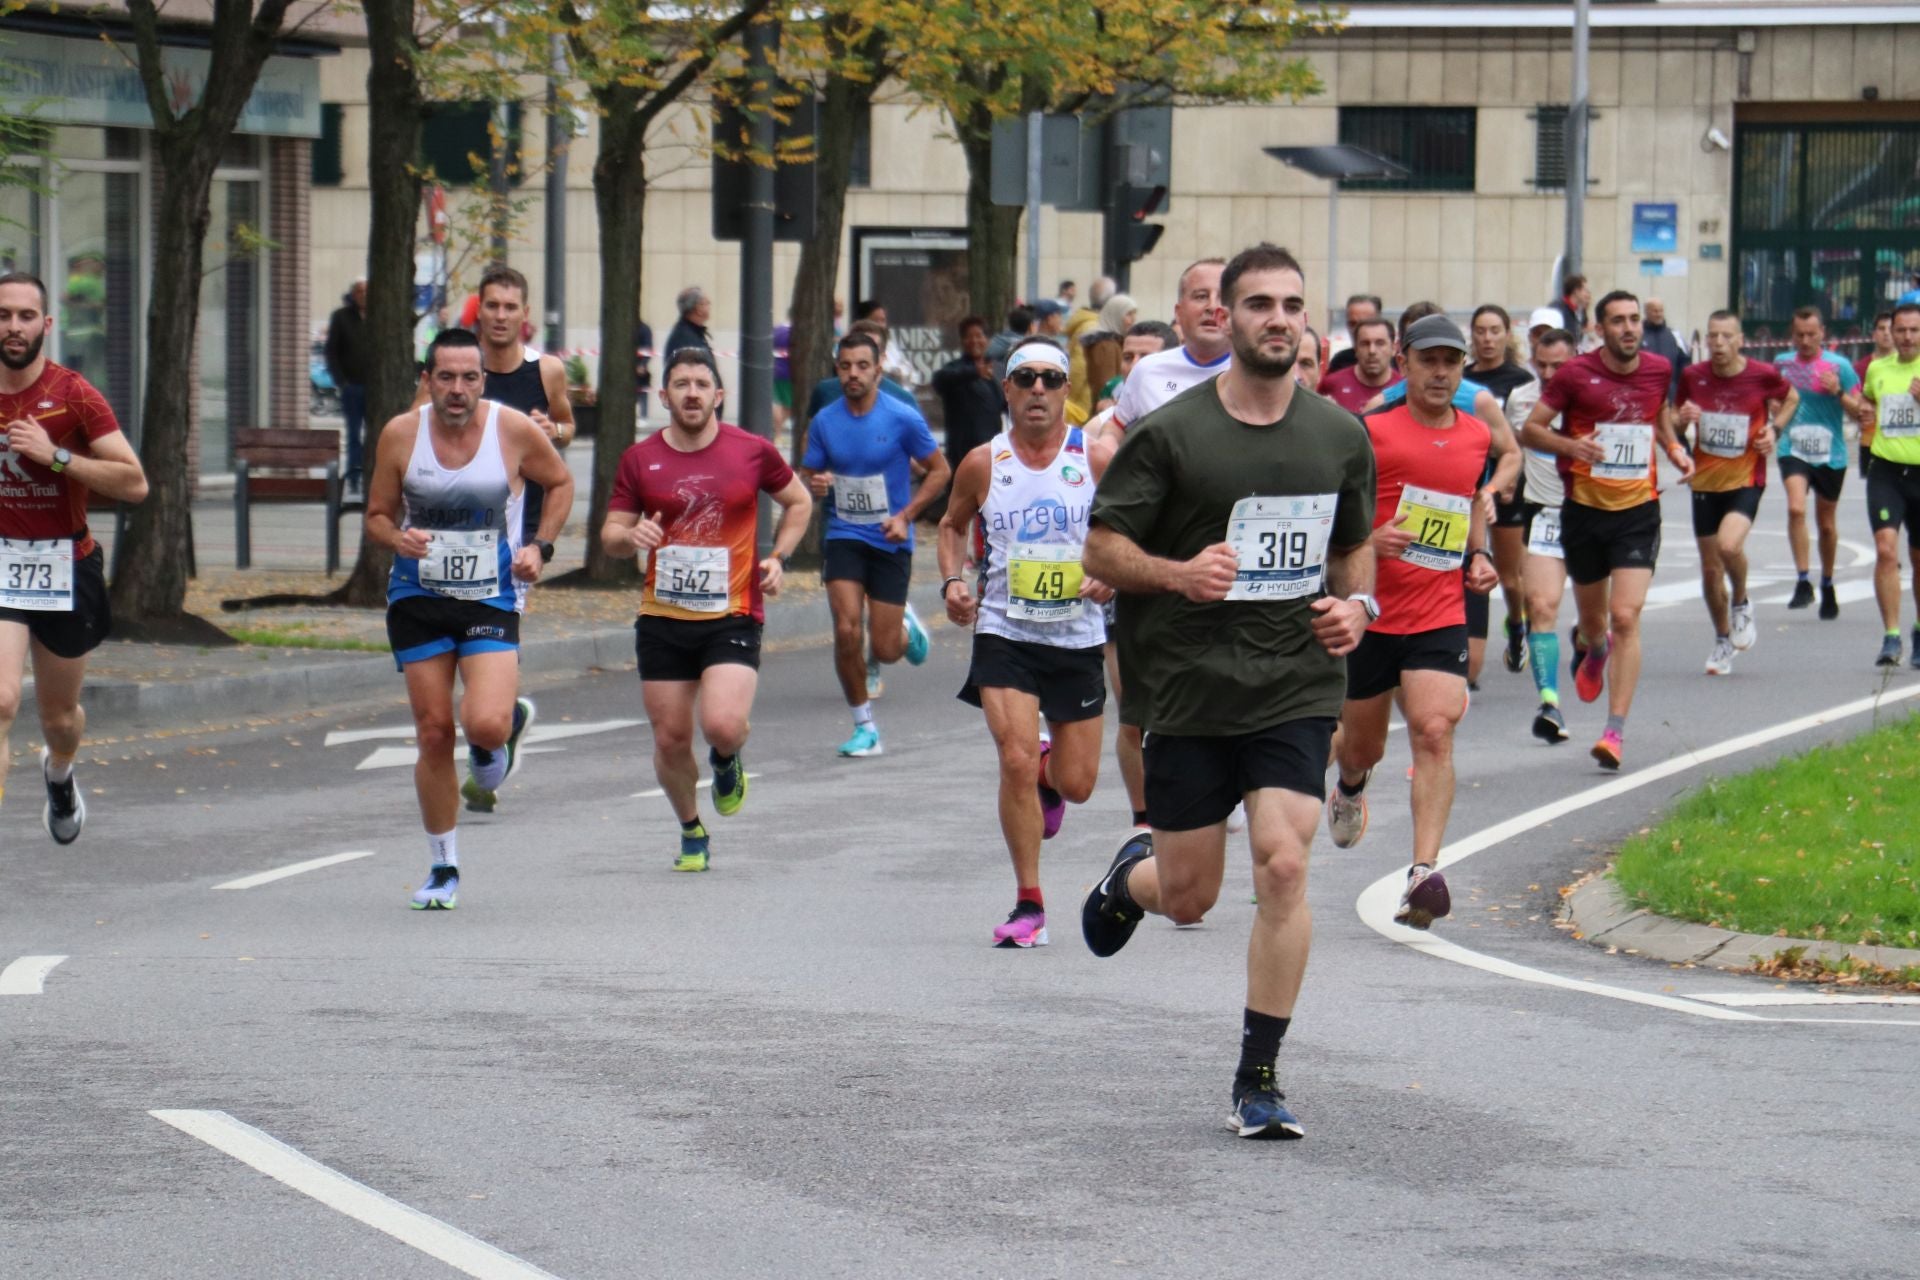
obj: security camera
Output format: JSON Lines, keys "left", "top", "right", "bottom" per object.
{"left": 1702, "top": 126, "right": 1731, "bottom": 153}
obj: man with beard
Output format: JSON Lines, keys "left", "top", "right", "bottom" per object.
{"left": 1081, "top": 244, "right": 1377, "bottom": 1139}
{"left": 600, "top": 349, "right": 812, "bottom": 870}
{"left": 366, "top": 329, "right": 574, "bottom": 909}
{"left": 0, "top": 272, "right": 147, "bottom": 847}
{"left": 1317, "top": 316, "right": 1399, "bottom": 414}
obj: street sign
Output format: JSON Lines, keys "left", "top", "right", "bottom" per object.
{"left": 989, "top": 114, "right": 1102, "bottom": 211}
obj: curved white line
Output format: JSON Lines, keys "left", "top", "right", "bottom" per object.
{"left": 0, "top": 954, "right": 68, "bottom": 995}
{"left": 1357, "top": 685, "right": 1920, "bottom": 1023}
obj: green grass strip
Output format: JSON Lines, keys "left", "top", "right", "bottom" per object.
{"left": 226, "top": 625, "right": 390, "bottom": 654}
{"left": 1612, "top": 713, "right": 1920, "bottom": 948}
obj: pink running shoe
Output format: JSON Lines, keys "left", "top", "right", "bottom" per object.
{"left": 993, "top": 903, "right": 1049, "bottom": 948}
{"left": 1591, "top": 728, "right": 1624, "bottom": 771}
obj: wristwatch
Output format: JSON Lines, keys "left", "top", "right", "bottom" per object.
{"left": 48, "top": 447, "right": 70, "bottom": 474}
{"left": 535, "top": 539, "right": 555, "bottom": 564}
{"left": 942, "top": 575, "right": 966, "bottom": 599}
{"left": 1469, "top": 548, "right": 1494, "bottom": 564}
{"left": 1348, "top": 593, "right": 1381, "bottom": 622}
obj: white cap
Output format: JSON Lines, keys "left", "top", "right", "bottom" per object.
{"left": 1528, "top": 306, "right": 1563, "bottom": 333}
{"left": 1005, "top": 341, "right": 1069, "bottom": 375}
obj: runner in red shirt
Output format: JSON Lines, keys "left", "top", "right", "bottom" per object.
{"left": 0, "top": 272, "right": 146, "bottom": 847}
{"left": 1522, "top": 290, "right": 1691, "bottom": 770}
{"left": 599, "top": 348, "right": 812, "bottom": 872}
{"left": 1675, "top": 311, "right": 1797, "bottom": 675}
{"left": 1326, "top": 314, "right": 1496, "bottom": 931}
{"left": 1316, "top": 316, "right": 1400, "bottom": 414}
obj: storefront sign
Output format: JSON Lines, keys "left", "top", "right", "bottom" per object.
{"left": 851, "top": 227, "right": 971, "bottom": 431}
{"left": 1630, "top": 202, "right": 1679, "bottom": 255}
{"left": 0, "top": 29, "right": 322, "bottom": 138}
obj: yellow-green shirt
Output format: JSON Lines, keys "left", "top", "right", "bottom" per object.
{"left": 1865, "top": 355, "right": 1920, "bottom": 465}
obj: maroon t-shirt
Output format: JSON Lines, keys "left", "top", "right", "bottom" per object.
{"left": 1318, "top": 367, "right": 1402, "bottom": 416}
{"left": 1538, "top": 350, "right": 1673, "bottom": 511}
{"left": 0, "top": 362, "right": 123, "bottom": 558}
{"left": 609, "top": 423, "right": 793, "bottom": 622}
{"left": 1675, "top": 358, "right": 1791, "bottom": 492}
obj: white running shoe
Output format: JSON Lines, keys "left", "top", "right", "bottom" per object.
{"left": 1324, "top": 772, "right": 1369, "bottom": 848}
{"left": 1704, "top": 636, "right": 1734, "bottom": 676}
{"left": 1729, "top": 600, "right": 1757, "bottom": 652}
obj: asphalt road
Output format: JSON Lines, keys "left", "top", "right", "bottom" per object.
{"left": 4, "top": 482, "right": 1918, "bottom": 1279}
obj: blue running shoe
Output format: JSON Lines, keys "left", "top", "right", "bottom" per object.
{"left": 410, "top": 863, "right": 459, "bottom": 910}
{"left": 838, "top": 723, "right": 883, "bottom": 758}
{"left": 504, "top": 697, "right": 536, "bottom": 780}
{"left": 903, "top": 603, "right": 931, "bottom": 666}
{"left": 1228, "top": 1068, "right": 1304, "bottom": 1139}
{"left": 675, "top": 826, "right": 711, "bottom": 872}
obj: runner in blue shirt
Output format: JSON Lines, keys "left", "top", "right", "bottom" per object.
{"left": 801, "top": 330, "right": 948, "bottom": 757}
{"left": 1774, "top": 306, "right": 1866, "bottom": 618}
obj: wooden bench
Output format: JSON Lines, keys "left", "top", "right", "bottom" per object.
{"left": 234, "top": 427, "right": 343, "bottom": 574}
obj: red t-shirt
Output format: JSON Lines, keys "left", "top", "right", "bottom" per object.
{"left": 1675, "top": 358, "right": 1791, "bottom": 493}
{"left": 1538, "top": 349, "right": 1672, "bottom": 511}
{"left": 0, "top": 362, "right": 123, "bottom": 558}
{"left": 1363, "top": 404, "right": 1490, "bottom": 635}
{"left": 609, "top": 423, "right": 794, "bottom": 622}
{"left": 1319, "top": 367, "right": 1402, "bottom": 416}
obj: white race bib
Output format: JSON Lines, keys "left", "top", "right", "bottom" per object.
{"left": 1593, "top": 421, "right": 1654, "bottom": 481}
{"left": 419, "top": 529, "right": 499, "bottom": 600}
{"left": 1879, "top": 392, "right": 1920, "bottom": 439}
{"left": 833, "top": 472, "right": 892, "bottom": 525}
{"left": 1526, "top": 506, "right": 1564, "bottom": 560}
{"left": 0, "top": 538, "right": 72, "bottom": 611}
{"left": 654, "top": 544, "right": 730, "bottom": 614}
{"left": 1393, "top": 484, "right": 1472, "bottom": 573}
{"left": 1697, "top": 411, "right": 1750, "bottom": 459}
{"left": 1788, "top": 424, "right": 1833, "bottom": 466}
{"left": 1225, "top": 494, "right": 1336, "bottom": 602}
{"left": 1005, "top": 541, "right": 1085, "bottom": 623}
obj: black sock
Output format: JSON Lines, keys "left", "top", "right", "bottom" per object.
{"left": 1337, "top": 774, "right": 1366, "bottom": 798}
{"left": 709, "top": 748, "right": 736, "bottom": 770}
{"left": 1236, "top": 1009, "right": 1290, "bottom": 1087}
{"left": 1131, "top": 808, "right": 1149, "bottom": 827}
{"left": 680, "top": 817, "right": 706, "bottom": 837}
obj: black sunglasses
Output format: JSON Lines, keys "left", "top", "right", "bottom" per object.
{"left": 1009, "top": 368, "right": 1068, "bottom": 390}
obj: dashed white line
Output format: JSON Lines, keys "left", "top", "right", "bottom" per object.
{"left": 1356, "top": 684, "right": 1920, "bottom": 1024}
{"left": 150, "top": 1110, "right": 562, "bottom": 1280}
{"left": 213, "top": 851, "right": 376, "bottom": 891}
{"left": 0, "top": 954, "right": 67, "bottom": 995}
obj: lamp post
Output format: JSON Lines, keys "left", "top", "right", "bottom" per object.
{"left": 1263, "top": 145, "right": 1410, "bottom": 339}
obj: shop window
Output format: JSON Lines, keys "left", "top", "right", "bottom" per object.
{"left": 1336, "top": 106, "right": 1476, "bottom": 192}
{"left": 312, "top": 104, "right": 345, "bottom": 187}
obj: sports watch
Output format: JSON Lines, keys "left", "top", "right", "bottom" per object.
{"left": 48, "top": 448, "right": 70, "bottom": 473}
{"left": 535, "top": 539, "right": 555, "bottom": 564}
{"left": 1348, "top": 593, "right": 1381, "bottom": 622}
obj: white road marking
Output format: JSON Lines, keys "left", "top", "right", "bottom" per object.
{"left": 0, "top": 954, "right": 67, "bottom": 995}
{"left": 341, "top": 719, "right": 645, "bottom": 771}
{"left": 150, "top": 1110, "right": 561, "bottom": 1280}
{"left": 213, "top": 851, "right": 376, "bottom": 891}
{"left": 632, "top": 772, "right": 760, "bottom": 799}
{"left": 1356, "top": 684, "right": 1920, "bottom": 1024}
{"left": 1687, "top": 991, "right": 1920, "bottom": 1008}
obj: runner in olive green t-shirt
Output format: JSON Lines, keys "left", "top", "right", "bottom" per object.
{"left": 1080, "top": 244, "right": 1376, "bottom": 1141}
{"left": 1860, "top": 302, "right": 1920, "bottom": 667}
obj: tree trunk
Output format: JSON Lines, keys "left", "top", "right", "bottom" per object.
{"left": 961, "top": 102, "right": 1021, "bottom": 331}
{"left": 335, "top": 0, "right": 427, "bottom": 606}
{"left": 581, "top": 85, "right": 647, "bottom": 583}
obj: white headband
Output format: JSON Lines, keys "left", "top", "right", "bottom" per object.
{"left": 1005, "top": 343, "right": 1069, "bottom": 375}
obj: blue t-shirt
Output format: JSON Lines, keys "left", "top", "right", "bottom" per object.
{"left": 803, "top": 392, "right": 939, "bottom": 550}
{"left": 1380, "top": 376, "right": 1488, "bottom": 413}
{"left": 1774, "top": 350, "right": 1859, "bottom": 470}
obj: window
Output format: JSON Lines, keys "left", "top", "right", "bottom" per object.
{"left": 1532, "top": 104, "right": 1568, "bottom": 190}
{"left": 312, "top": 104, "right": 344, "bottom": 187}
{"left": 1336, "top": 107, "right": 1476, "bottom": 192}
{"left": 421, "top": 101, "right": 523, "bottom": 187}
{"left": 849, "top": 101, "right": 872, "bottom": 189}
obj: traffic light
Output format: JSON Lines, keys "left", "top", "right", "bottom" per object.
{"left": 1104, "top": 182, "right": 1166, "bottom": 287}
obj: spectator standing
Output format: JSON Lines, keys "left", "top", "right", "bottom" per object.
{"left": 931, "top": 315, "right": 1007, "bottom": 474}
{"left": 1641, "top": 297, "right": 1689, "bottom": 400}
{"left": 1551, "top": 274, "right": 1592, "bottom": 344}
{"left": 324, "top": 278, "right": 369, "bottom": 491}
{"left": 1066, "top": 277, "right": 1117, "bottom": 412}
{"left": 988, "top": 304, "right": 1036, "bottom": 380}
{"left": 634, "top": 318, "right": 655, "bottom": 422}
{"left": 665, "top": 287, "right": 712, "bottom": 363}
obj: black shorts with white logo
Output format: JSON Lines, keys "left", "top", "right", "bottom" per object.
{"left": 386, "top": 594, "right": 520, "bottom": 670}
{"left": 1560, "top": 499, "right": 1662, "bottom": 586}
{"left": 1867, "top": 457, "right": 1920, "bottom": 547}
{"left": 1345, "top": 625, "right": 1471, "bottom": 702}
{"left": 635, "top": 614, "right": 763, "bottom": 682}
{"left": 0, "top": 545, "right": 111, "bottom": 659}
{"left": 957, "top": 632, "right": 1105, "bottom": 723}
{"left": 1143, "top": 717, "right": 1337, "bottom": 832}
{"left": 1690, "top": 484, "right": 1764, "bottom": 539}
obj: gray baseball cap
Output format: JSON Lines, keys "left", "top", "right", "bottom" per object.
{"left": 1403, "top": 313, "right": 1469, "bottom": 353}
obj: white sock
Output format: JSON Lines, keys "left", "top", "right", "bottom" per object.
{"left": 44, "top": 755, "right": 74, "bottom": 783}
{"left": 428, "top": 828, "right": 458, "bottom": 868}
{"left": 852, "top": 703, "right": 874, "bottom": 728}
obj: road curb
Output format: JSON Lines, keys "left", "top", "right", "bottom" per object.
{"left": 1563, "top": 869, "right": 1920, "bottom": 974}
{"left": 75, "top": 578, "right": 948, "bottom": 728}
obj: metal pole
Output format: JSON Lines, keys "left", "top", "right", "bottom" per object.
{"left": 490, "top": 15, "right": 511, "bottom": 260}
{"left": 1327, "top": 184, "right": 1340, "bottom": 342}
{"left": 740, "top": 16, "right": 778, "bottom": 555}
{"left": 1025, "top": 110, "right": 1043, "bottom": 304}
{"left": 1564, "top": 0, "right": 1590, "bottom": 278}
{"left": 543, "top": 32, "right": 567, "bottom": 355}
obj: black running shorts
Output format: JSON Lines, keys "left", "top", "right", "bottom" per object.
{"left": 1345, "top": 625, "right": 1471, "bottom": 702}
{"left": 1559, "top": 499, "right": 1661, "bottom": 586}
{"left": 1143, "top": 717, "right": 1337, "bottom": 832}
{"left": 822, "top": 538, "right": 913, "bottom": 606}
{"left": 386, "top": 594, "right": 520, "bottom": 670}
{"left": 1777, "top": 455, "right": 1846, "bottom": 505}
{"left": 1867, "top": 457, "right": 1920, "bottom": 547}
{"left": 1690, "top": 484, "right": 1764, "bottom": 539}
{"left": 635, "top": 614, "right": 763, "bottom": 682}
{"left": 0, "top": 545, "right": 111, "bottom": 659}
{"left": 957, "top": 631, "right": 1105, "bottom": 723}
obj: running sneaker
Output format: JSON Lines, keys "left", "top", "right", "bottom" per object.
{"left": 838, "top": 723, "right": 883, "bottom": 757}
{"left": 1574, "top": 633, "right": 1610, "bottom": 703}
{"left": 1876, "top": 633, "right": 1903, "bottom": 668}
{"left": 711, "top": 753, "right": 748, "bottom": 817}
{"left": 1787, "top": 579, "right": 1815, "bottom": 610}
{"left": 461, "top": 697, "right": 536, "bottom": 813}
{"left": 1325, "top": 771, "right": 1369, "bottom": 849}
{"left": 1704, "top": 637, "right": 1734, "bottom": 676}
{"left": 1531, "top": 703, "right": 1569, "bottom": 744}
{"left": 1569, "top": 626, "right": 1588, "bottom": 677}
{"left": 504, "top": 697, "right": 535, "bottom": 779}
{"left": 1818, "top": 583, "right": 1840, "bottom": 621}
{"left": 40, "top": 748, "right": 84, "bottom": 845}
{"left": 1728, "top": 601, "right": 1757, "bottom": 652}
{"left": 1081, "top": 832, "right": 1151, "bottom": 957}
{"left": 1591, "top": 728, "right": 1624, "bottom": 771}
{"left": 410, "top": 863, "right": 459, "bottom": 910}
{"left": 866, "top": 659, "right": 884, "bottom": 701}
{"left": 460, "top": 775, "right": 497, "bottom": 813}
{"left": 1227, "top": 1067, "right": 1304, "bottom": 1140}
{"left": 903, "top": 603, "right": 931, "bottom": 666}
{"left": 993, "top": 902, "right": 1049, "bottom": 949}
{"left": 1394, "top": 863, "right": 1451, "bottom": 930}
{"left": 1502, "top": 616, "right": 1527, "bottom": 673}
{"left": 674, "top": 827, "right": 710, "bottom": 873}
{"left": 1038, "top": 742, "right": 1065, "bottom": 840}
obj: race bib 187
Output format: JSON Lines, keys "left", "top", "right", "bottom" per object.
{"left": 419, "top": 529, "right": 499, "bottom": 601}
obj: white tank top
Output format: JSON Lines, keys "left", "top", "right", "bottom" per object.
{"left": 390, "top": 401, "right": 526, "bottom": 611}
{"left": 974, "top": 426, "right": 1106, "bottom": 649}
{"left": 1506, "top": 379, "right": 1566, "bottom": 507}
